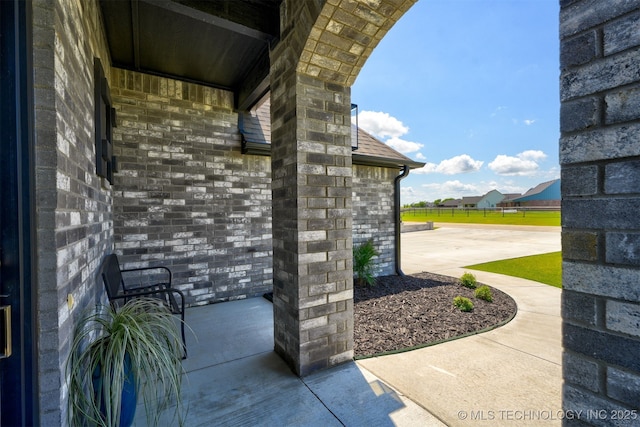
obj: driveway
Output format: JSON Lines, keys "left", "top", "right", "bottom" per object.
{"left": 399, "top": 223, "right": 560, "bottom": 277}
{"left": 357, "top": 223, "right": 563, "bottom": 426}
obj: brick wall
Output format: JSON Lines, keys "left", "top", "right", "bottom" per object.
{"left": 110, "top": 68, "right": 402, "bottom": 306}
{"left": 560, "top": 1, "right": 640, "bottom": 422}
{"left": 110, "top": 69, "right": 273, "bottom": 305}
{"left": 32, "top": 0, "right": 113, "bottom": 423}
{"left": 352, "top": 164, "right": 395, "bottom": 276}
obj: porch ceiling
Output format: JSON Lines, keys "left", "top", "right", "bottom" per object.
{"left": 99, "top": 0, "right": 281, "bottom": 110}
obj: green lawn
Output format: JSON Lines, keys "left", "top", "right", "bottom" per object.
{"left": 464, "top": 251, "right": 562, "bottom": 288}
{"left": 402, "top": 208, "right": 560, "bottom": 226}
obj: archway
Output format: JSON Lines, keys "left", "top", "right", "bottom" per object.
{"left": 269, "top": 0, "right": 420, "bottom": 375}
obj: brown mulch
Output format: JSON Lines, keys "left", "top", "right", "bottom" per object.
{"left": 354, "top": 272, "right": 517, "bottom": 358}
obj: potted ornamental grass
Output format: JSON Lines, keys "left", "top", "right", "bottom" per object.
{"left": 66, "top": 297, "right": 185, "bottom": 427}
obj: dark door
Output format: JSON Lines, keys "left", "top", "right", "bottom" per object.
{"left": 0, "top": 1, "right": 38, "bottom": 425}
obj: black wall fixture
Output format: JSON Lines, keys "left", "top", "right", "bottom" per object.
{"left": 94, "top": 57, "right": 117, "bottom": 183}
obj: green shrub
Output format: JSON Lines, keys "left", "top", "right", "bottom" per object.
{"left": 475, "top": 285, "right": 493, "bottom": 302}
{"left": 453, "top": 296, "right": 474, "bottom": 312}
{"left": 353, "top": 239, "right": 379, "bottom": 286}
{"left": 460, "top": 272, "right": 477, "bottom": 289}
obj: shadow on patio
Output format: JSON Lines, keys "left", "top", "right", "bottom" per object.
{"left": 133, "top": 297, "right": 441, "bottom": 426}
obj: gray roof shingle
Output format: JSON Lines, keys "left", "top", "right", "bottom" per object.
{"left": 240, "top": 96, "right": 424, "bottom": 169}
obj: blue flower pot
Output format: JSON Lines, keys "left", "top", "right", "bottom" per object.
{"left": 92, "top": 353, "right": 138, "bottom": 427}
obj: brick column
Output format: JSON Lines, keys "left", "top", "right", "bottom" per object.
{"left": 270, "top": 43, "right": 354, "bottom": 376}
{"left": 560, "top": 1, "right": 640, "bottom": 420}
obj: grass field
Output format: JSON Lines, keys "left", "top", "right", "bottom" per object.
{"left": 402, "top": 208, "right": 561, "bottom": 226}
{"left": 464, "top": 251, "right": 562, "bottom": 288}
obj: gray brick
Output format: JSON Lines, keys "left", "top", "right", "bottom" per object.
{"left": 561, "top": 165, "right": 598, "bottom": 196}
{"left": 605, "top": 86, "right": 640, "bottom": 124}
{"left": 561, "top": 31, "right": 598, "bottom": 69}
{"left": 605, "top": 160, "right": 640, "bottom": 194}
{"left": 560, "top": 0, "right": 640, "bottom": 38}
{"left": 112, "top": 70, "right": 275, "bottom": 304}
{"left": 560, "top": 123, "right": 640, "bottom": 164}
{"left": 564, "top": 384, "right": 635, "bottom": 427}
{"left": 610, "top": 301, "right": 640, "bottom": 346}
{"left": 271, "top": 70, "right": 355, "bottom": 375}
{"left": 33, "top": 0, "right": 117, "bottom": 422}
{"left": 562, "top": 289, "right": 597, "bottom": 326}
{"left": 563, "top": 351, "right": 600, "bottom": 392}
{"left": 563, "top": 198, "right": 640, "bottom": 230}
{"left": 607, "top": 366, "right": 640, "bottom": 407}
{"left": 565, "top": 261, "right": 640, "bottom": 305}
{"left": 560, "top": 97, "right": 599, "bottom": 133}
{"left": 564, "top": 323, "right": 640, "bottom": 373}
{"left": 606, "top": 232, "right": 640, "bottom": 266}
{"left": 561, "top": 47, "right": 640, "bottom": 102}
{"left": 562, "top": 231, "right": 598, "bottom": 261}
{"left": 351, "top": 171, "right": 395, "bottom": 219}
{"left": 604, "top": 10, "right": 640, "bottom": 56}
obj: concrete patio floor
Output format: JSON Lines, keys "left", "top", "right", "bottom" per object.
{"left": 134, "top": 223, "right": 562, "bottom": 426}
{"left": 133, "top": 297, "right": 443, "bottom": 426}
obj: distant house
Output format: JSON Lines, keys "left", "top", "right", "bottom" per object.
{"left": 500, "top": 179, "right": 561, "bottom": 207}
{"left": 480, "top": 190, "right": 506, "bottom": 208}
{"left": 479, "top": 190, "right": 506, "bottom": 208}
{"left": 461, "top": 196, "right": 482, "bottom": 208}
{"left": 499, "top": 193, "right": 523, "bottom": 206}
{"left": 440, "top": 199, "right": 462, "bottom": 208}
{"left": 461, "top": 190, "right": 508, "bottom": 209}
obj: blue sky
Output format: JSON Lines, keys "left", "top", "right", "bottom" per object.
{"left": 352, "top": 0, "right": 560, "bottom": 204}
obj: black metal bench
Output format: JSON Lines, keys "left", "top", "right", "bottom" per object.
{"left": 99, "top": 254, "right": 187, "bottom": 358}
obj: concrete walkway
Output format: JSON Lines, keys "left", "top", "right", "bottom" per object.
{"left": 133, "top": 223, "right": 562, "bottom": 426}
{"left": 134, "top": 297, "right": 443, "bottom": 426}
{"left": 357, "top": 224, "right": 563, "bottom": 426}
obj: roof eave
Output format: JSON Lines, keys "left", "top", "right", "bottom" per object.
{"left": 241, "top": 140, "right": 271, "bottom": 156}
{"left": 241, "top": 141, "right": 425, "bottom": 169}
{"left": 352, "top": 153, "right": 425, "bottom": 169}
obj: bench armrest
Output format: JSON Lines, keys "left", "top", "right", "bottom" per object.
{"left": 111, "top": 287, "right": 185, "bottom": 313}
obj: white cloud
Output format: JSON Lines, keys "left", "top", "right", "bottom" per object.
{"left": 357, "top": 111, "right": 409, "bottom": 139}
{"left": 415, "top": 153, "right": 426, "bottom": 160}
{"left": 353, "top": 110, "right": 428, "bottom": 156}
{"left": 489, "top": 155, "right": 537, "bottom": 176}
{"left": 400, "top": 186, "right": 428, "bottom": 204}
{"left": 519, "top": 150, "right": 547, "bottom": 161}
{"left": 413, "top": 163, "right": 438, "bottom": 174}
{"left": 436, "top": 154, "right": 484, "bottom": 174}
{"left": 422, "top": 180, "right": 479, "bottom": 195}
{"left": 443, "top": 180, "right": 479, "bottom": 193}
{"left": 543, "top": 166, "right": 561, "bottom": 180}
{"left": 412, "top": 154, "right": 483, "bottom": 175}
{"left": 385, "top": 137, "right": 424, "bottom": 154}
{"left": 523, "top": 119, "right": 536, "bottom": 126}
{"left": 401, "top": 186, "right": 418, "bottom": 196}
{"left": 488, "top": 150, "right": 547, "bottom": 176}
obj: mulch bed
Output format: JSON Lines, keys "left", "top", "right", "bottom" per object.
{"left": 354, "top": 272, "right": 517, "bottom": 358}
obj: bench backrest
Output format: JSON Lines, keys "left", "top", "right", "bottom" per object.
{"left": 101, "top": 254, "right": 124, "bottom": 300}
